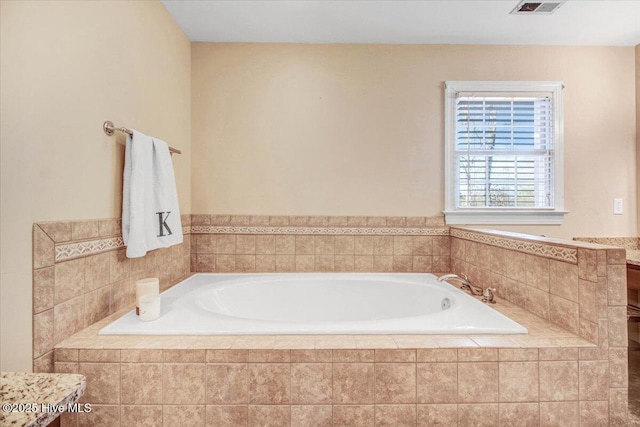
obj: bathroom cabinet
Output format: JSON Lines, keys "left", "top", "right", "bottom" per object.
{"left": 629, "top": 264, "right": 640, "bottom": 291}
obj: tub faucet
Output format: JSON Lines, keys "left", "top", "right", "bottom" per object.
{"left": 437, "top": 273, "right": 484, "bottom": 296}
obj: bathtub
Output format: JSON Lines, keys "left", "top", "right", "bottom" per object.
{"left": 99, "top": 273, "right": 527, "bottom": 335}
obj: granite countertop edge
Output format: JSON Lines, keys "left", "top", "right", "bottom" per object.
{"left": 0, "top": 372, "right": 86, "bottom": 427}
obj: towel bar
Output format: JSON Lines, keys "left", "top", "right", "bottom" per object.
{"left": 103, "top": 121, "right": 182, "bottom": 155}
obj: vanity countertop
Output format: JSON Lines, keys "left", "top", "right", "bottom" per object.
{"left": 0, "top": 372, "right": 86, "bottom": 427}
{"left": 572, "top": 237, "right": 640, "bottom": 267}
{"left": 627, "top": 249, "right": 640, "bottom": 267}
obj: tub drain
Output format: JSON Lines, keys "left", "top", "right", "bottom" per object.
{"left": 441, "top": 297, "right": 451, "bottom": 310}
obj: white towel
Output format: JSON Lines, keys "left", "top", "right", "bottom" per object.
{"left": 122, "top": 130, "right": 183, "bottom": 258}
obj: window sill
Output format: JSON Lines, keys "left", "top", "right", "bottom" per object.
{"left": 443, "top": 209, "right": 569, "bottom": 225}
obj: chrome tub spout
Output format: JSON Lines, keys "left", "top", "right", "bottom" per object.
{"left": 437, "top": 273, "right": 484, "bottom": 296}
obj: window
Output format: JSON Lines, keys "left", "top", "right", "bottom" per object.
{"left": 444, "top": 81, "right": 567, "bottom": 225}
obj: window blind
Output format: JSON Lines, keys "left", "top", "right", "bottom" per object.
{"left": 454, "top": 94, "right": 554, "bottom": 209}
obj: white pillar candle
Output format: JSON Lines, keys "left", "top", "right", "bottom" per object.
{"left": 138, "top": 294, "right": 161, "bottom": 321}
{"left": 136, "top": 278, "right": 159, "bottom": 315}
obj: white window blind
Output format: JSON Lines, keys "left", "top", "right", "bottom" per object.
{"left": 455, "top": 94, "right": 554, "bottom": 209}
{"left": 443, "top": 81, "right": 566, "bottom": 225}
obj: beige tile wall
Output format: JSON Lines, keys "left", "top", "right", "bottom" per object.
{"left": 574, "top": 236, "right": 639, "bottom": 344}
{"left": 53, "top": 347, "right": 628, "bottom": 426}
{"left": 32, "top": 216, "right": 192, "bottom": 372}
{"left": 449, "top": 228, "right": 627, "bottom": 347}
{"left": 190, "top": 214, "right": 450, "bottom": 274}
{"left": 446, "top": 227, "right": 628, "bottom": 425}
{"left": 191, "top": 214, "right": 447, "bottom": 228}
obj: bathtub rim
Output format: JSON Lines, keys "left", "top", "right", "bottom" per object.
{"left": 97, "top": 272, "right": 533, "bottom": 336}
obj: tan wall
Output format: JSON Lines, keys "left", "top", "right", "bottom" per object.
{"left": 0, "top": 1, "right": 191, "bottom": 371}
{"left": 636, "top": 44, "right": 640, "bottom": 232}
{"left": 192, "top": 43, "right": 637, "bottom": 239}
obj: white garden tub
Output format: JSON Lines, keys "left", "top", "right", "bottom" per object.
{"left": 99, "top": 273, "right": 527, "bottom": 335}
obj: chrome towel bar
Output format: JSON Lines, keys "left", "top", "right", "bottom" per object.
{"left": 103, "top": 121, "right": 182, "bottom": 155}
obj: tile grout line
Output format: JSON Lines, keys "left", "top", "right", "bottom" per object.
{"left": 414, "top": 349, "right": 418, "bottom": 427}
{"left": 456, "top": 349, "right": 460, "bottom": 425}
{"left": 373, "top": 351, "right": 377, "bottom": 422}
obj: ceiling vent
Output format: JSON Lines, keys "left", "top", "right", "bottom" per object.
{"left": 510, "top": 1, "right": 566, "bottom": 14}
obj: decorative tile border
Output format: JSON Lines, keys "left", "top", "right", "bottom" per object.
{"left": 54, "top": 227, "right": 191, "bottom": 262}
{"left": 190, "top": 225, "right": 450, "bottom": 236}
{"left": 451, "top": 228, "right": 578, "bottom": 264}
{"left": 192, "top": 214, "right": 446, "bottom": 228}
{"left": 55, "top": 237, "right": 124, "bottom": 262}
{"left": 51, "top": 220, "right": 591, "bottom": 264}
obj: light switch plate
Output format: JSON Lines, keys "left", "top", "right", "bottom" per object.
{"left": 613, "top": 198, "right": 623, "bottom": 215}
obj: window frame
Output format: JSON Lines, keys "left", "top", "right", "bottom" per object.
{"left": 443, "top": 81, "right": 568, "bottom": 225}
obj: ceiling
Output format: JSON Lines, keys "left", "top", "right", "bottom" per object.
{"left": 160, "top": 0, "right": 640, "bottom": 46}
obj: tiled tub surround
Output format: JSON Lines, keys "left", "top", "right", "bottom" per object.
{"left": 445, "top": 228, "right": 629, "bottom": 425}
{"left": 32, "top": 216, "right": 192, "bottom": 373}
{"left": 450, "top": 228, "right": 628, "bottom": 346}
{"left": 574, "top": 236, "right": 640, "bottom": 346}
{"left": 34, "top": 214, "right": 447, "bottom": 371}
{"left": 190, "top": 214, "right": 450, "bottom": 274}
{"left": 34, "top": 215, "right": 629, "bottom": 425}
{"left": 53, "top": 300, "right": 615, "bottom": 427}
